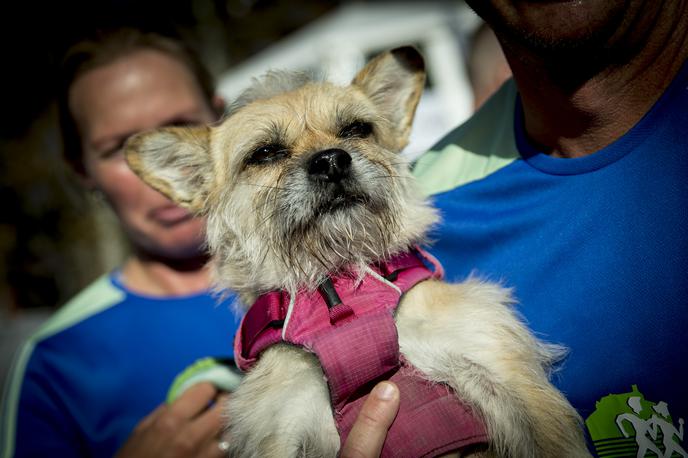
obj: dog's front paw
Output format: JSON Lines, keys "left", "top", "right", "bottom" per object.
{"left": 223, "top": 345, "right": 339, "bottom": 458}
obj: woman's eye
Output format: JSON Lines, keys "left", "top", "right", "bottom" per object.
{"left": 247, "top": 144, "right": 289, "bottom": 165}
{"left": 99, "top": 144, "right": 125, "bottom": 159}
{"left": 338, "top": 121, "right": 373, "bottom": 139}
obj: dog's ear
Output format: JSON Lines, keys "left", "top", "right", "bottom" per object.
{"left": 125, "top": 125, "right": 213, "bottom": 213}
{"left": 352, "top": 46, "right": 425, "bottom": 149}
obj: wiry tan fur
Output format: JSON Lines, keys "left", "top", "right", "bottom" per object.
{"left": 125, "top": 47, "right": 590, "bottom": 457}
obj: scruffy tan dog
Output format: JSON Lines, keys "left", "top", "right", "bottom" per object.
{"left": 125, "top": 47, "right": 589, "bottom": 457}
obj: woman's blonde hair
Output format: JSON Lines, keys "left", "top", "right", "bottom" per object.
{"left": 57, "top": 28, "right": 217, "bottom": 173}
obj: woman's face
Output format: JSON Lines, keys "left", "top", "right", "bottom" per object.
{"left": 69, "top": 50, "right": 218, "bottom": 260}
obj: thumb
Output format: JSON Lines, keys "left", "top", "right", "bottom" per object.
{"left": 340, "top": 381, "right": 400, "bottom": 458}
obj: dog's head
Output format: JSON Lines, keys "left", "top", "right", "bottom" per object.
{"left": 125, "top": 47, "right": 438, "bottom": 298}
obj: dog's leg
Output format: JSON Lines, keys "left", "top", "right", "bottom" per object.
{"left": 396, "top": 278, "right": 590, "bottom": 458}
{"left": 224, "top": 345, "right": 339, "bottom": 457}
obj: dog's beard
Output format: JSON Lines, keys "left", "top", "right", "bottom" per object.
{"left": 206, "top": 152, "right": 436, "bottom": 297}
{"left": 310, "top": 184, "right": 371, "bottom": 216}
{"left": 270, "top": 171, "right": 400, "bottom": 280}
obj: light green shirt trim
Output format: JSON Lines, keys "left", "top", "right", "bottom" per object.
{"left": 1, "top": 274, "right": 125, "bottom": 458}
{"left": 413, "top": 79, "right": 520, "bottom": 196}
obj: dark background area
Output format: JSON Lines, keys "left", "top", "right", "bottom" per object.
{"left": 1, "top": 0, "right": 340, "bottom": 139}
{"left": 0, "top": 0, "right": 349, "bottom": 313}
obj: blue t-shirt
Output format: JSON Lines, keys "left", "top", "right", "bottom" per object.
{"left": 414, "top": 63, "right": 687, "bottom": 452}
{"left": 1, "top": 274, "right": 242, "bottom": 457}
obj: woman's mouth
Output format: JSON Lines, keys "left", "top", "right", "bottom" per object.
{"left": 149, "top": 205, "right": 194, "bottom": 225}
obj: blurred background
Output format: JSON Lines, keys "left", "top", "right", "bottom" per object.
{"left": 0, "top": 0, "right": 509, "bottom": 386}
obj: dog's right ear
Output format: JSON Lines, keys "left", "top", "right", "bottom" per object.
{"left": 125, "top": 125, "right": 213, "bottom": 213}
{"left": 352, "top": 46, "right": 425, "bottom": 150}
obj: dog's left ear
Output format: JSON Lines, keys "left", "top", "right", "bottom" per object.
{"left": 125, "top": 125, "right": 214, "bottom": 213}
{"left": 352, "top": 46, "right": 425, "bottom": 150}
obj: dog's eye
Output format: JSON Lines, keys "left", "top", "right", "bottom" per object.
{"left": 247, "top": 144, "right": 289, "bottom": 165}
{"left": 338, "top": 121, "right": 373, "bottom": 139}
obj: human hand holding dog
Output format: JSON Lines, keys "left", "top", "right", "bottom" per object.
{"left": 116, "top": 380, "right": 398, "bottom": 458}
{"left": 116, "top": 382, "right": 228, "bottom": 458}
{"left": 341, "top": 381, "right": 400, "bottom": 458}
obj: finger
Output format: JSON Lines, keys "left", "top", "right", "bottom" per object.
{"left": 134, "top": 403, "right": 165, "bottom": 431}
{"left": 186, "top": 392, "right": 227, "bottom": 444}
{"left": 214, "top": 392, "right": 231, "bottom": 427}
{"left": 340, "top": 382, "right": 400, "bottom": 458}
{"left": 168, "top": 382, "right": 219, "bottom": 419}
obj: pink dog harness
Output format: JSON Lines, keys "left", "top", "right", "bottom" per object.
{"left": 234, "top": 248, "right": 488, "bottom": 457}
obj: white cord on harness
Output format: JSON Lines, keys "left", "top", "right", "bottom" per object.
{"left": 281, "top": 293, "right": 296, "bottom": 340}
{"left": 363, "top": 266, "right": 402, "bottom": 294}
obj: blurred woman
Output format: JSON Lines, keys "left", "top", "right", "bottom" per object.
{"left": 1, "top": 29, "right": 239, "bottom": 457}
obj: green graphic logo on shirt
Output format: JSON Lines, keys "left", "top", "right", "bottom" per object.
{"left": 585, "top": 385, "right": 686, "bottom": 457}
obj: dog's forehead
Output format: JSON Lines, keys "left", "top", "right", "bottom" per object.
{"left": 224, "top": 83, "right": 374, "bottom": 129}
{"left": 211, "top": 83, "right": 378, "bottom": 159}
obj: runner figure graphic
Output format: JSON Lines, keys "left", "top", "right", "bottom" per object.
{"left": 616, "top": 396, "right": 663, "bottom": 458}
{"left": 650, "top": 401, "right": 687, "bottom": 457}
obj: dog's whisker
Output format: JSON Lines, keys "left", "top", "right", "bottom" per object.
{"left": 368, "top": 174, "right": 411, "bottom": 180}
{"left": 246, "top": 205, "right": 283, "bottom": 241}
{"left": 238, "top": 181, "right": 293, "bottom": 191}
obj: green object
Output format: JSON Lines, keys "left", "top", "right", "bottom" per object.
{"left": 166, "top": 357, "right": 243, "bottom": 404}
{"left": 585, "top": 385, "right": 685, "bottom": 457}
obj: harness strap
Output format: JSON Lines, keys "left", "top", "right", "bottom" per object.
{"left": 239, "top": 290, "right": 288, "bottom": 365}
{"left": 312, "top": 310, "right": 400, "bottom": 407}
{"left": 338, "top": 361, "right": 488, "bottom": 458}
{"left": 236, "top": 248, "right": 440, "bottom": 370}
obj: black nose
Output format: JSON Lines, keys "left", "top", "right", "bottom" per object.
{"left": 308, "top": 149, "right": 352, "bottom": 183}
